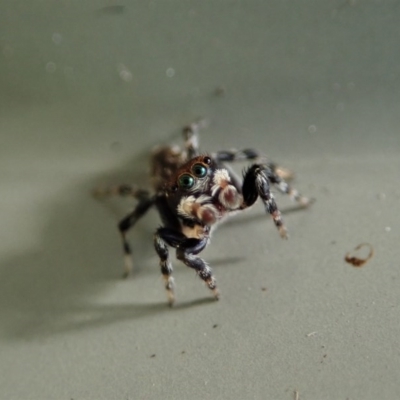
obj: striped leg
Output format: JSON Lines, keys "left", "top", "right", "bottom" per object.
{"left": 92, "top": 184, "right": 149, "bottom": 199}
{"left": 154, "top": 228, "right": 218, "bottom": 304}
{"left": 176, "top": 238, "right": 219, "bottom": 300}
{"left": 118, "top": 196, "right": 154, "bottom": 278}
{"left": 212, "top": 148, "right": 295, "bottom": 181}
{"left": 182, "top": 119, "right": 207, "bottom": 159}
{"left": 242, "top": 164, "right": 288, "bottom": 239}
{"left": 154, "top": 229, "right": 175, "bottom": 306}
{"left": 264, "top": 167, "right": 312, "bottom": 207}
{"left": 212, "top": 148, "right": 261, "bottom": 163}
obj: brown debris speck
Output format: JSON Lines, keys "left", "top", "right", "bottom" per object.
{"left": 344, "top": 243, "right": 374, "bottom": 267}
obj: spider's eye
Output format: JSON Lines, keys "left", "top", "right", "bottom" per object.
{"left": 178, "top": 174, "right": 195, "bottom": 189}
{"left": 203, "top": 156, "right": 211, "bottom": 165}
{"left": 192, "top": 163, "right": 208, "bottom": 178}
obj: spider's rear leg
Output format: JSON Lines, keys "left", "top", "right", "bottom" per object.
{"left": 182, "top": 119, "right": 208, "bottom": 159}
{"left": 92, "top": 184, "right": 149, "bottom": 199}
{"left": 212, "top": 148, "right": 295, "bottom": 181}
{"left": 265, "top": 168, "right": 312, "bottom": 207}
{"left": 118, "top": 194, "right": 154, "bottom": 278}
{"left": 242, "top": 164, "right": 288, "bottom": 239}
{"left": 212, "top": 148, "right": 261, "bottom": 163}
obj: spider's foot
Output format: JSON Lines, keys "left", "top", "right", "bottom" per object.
{"left": 122, "top": 254, "right": 133, "bottom": 278}
{"left": 92, "top": 188, "right": 104, "bottom": 198}
{"left": 205, "top": 277, "right": 219, "bottom": 300}
{"left": 164, "top": 276, "right": 175, "bottom": 306}
{"left": 270, "top": 210, "right": 288, "bottom": 239}
{"left": 288, "top": 188, "right": 315, "bottom": 208}
{"left": 212, "top": 287, "right": 220, "bottom": 301}
{"left": 279, "top": 225, "right": 289, "bottom": 240}
{"left": 275, "top": 166, "right": 295, "bottom": 181}
{"left": 300, "top": 196, "right": 316, "bottom": 207}
{"left": 92, "top": 185, "right": 114, "bottom": 198}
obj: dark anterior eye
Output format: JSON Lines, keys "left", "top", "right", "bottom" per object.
{"left": 192, "top": 163, "right": 207, "bottom": 178}
{"left": 178, "top": 174, "right": 195, "bottom": 189}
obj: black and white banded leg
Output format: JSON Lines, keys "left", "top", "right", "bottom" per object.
{"left": 93, "top": 184, "right": 149, "bottom": 199}
{"left": 154, "top": 228, "right": 176, "bottom": 305}
{"left": 212, "top": 148, "right": 294, "bottom": 181}
{"left": 176, "top": 238, "right": 219, "bottom": 300}
{"left": 154, "top": 228, "right": 218, "bottom": 305}
{"left": 242, "top": 164, "right": 288, "bottom": 239}
{"left": 212, "top": 148, "right": 261, "bottom": 163}
{"left": 265, "top": 167, "right": 312, "bottom": 207}
{"left": 182, "top": 119, "right": 207, "bottom": 159}
{"left": 118, "top": 195, "right": 154, "bottom": 278}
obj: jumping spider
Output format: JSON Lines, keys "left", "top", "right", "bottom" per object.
{"left": 94, "top": 121, "right": 311, "bottom": 305}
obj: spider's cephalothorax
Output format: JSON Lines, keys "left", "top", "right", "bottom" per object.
{"left": 94, "top": 121, "right": 312, "bottom": 305}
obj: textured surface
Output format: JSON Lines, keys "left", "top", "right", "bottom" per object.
{"left": 1, "top": 1, "right": 400, "bottom": 399}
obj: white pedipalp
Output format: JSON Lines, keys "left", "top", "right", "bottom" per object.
{"left": 211, "top": 168, "right": 231, "bottom": 197}
{"left": 177, "top": 194, "right": 219, "bottom": 224}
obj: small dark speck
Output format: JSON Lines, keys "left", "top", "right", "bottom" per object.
{"left": 150, "top": 354, "right": 156, "bottom": 358}
{"left": 330, "top": 240, "right": 336, "bottom": 245}
{"left": 97, "top": 5, "right": 125, "bottom": 15}
{"left": 212, "top": 324, "right": 218, "bottom": 329}
{"left": 110, "top": 141, "right": 122, "bottom": 152}
{"left": 214, "top": 86, "right": 226, "bottom": 97}
{"left": 261, "top": 287, "right": 267, "bottom": 291}
{"left": 181, "top": 350, "right": 186, "bottom": 354}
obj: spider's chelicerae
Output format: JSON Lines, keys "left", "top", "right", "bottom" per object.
{"left": 95, "top": 121, "right": 312, "bottom": 305}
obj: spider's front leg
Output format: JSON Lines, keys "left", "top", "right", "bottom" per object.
{"left": 176, "top": 237, "right": 219, "bottom": 301}
{"left": 241, "top": 164, "right": 288, "bottom": 239}
{"left": 154, "top": 227, "right": 218, "bottom": 305}
{"left": 154, "top": 228, "right": 180, "bottom": 306}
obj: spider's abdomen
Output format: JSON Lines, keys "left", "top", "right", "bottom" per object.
{"left": 150, "top": 146, "right": 185, "bottom": 192}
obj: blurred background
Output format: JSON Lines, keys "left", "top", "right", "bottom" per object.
{"left": 0, "top": 1, "right": 399, "bottom": 399}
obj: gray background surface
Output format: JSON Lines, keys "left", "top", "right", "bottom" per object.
{"left": 1, "top": 1, "right": 399, "bottom": 399}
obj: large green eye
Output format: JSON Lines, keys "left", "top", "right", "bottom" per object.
{"left": 192, "top": 163, "right": 207, "bottom": 178}
{"left": 178, "top": 174, "right": 195, "bottom": 189}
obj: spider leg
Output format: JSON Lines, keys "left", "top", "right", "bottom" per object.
{"left": 182, "top": 119, "right": 207, "bottom": 159}
{"left": 176, "top": 237, "right": 219, "bottom": 300}
{"left": 118, "top": 194, "right": 154, "bottom": 278}
{"left": 241, "top": 164, "right": 288, "bottom": 239}
{"left": 154, "top": 227, "right": 183, "bottom": 306}
{"left": 154, "top": 227, "right": 218, "bottom": 304}
{"left": 92, "top": 184, "right": 149, "bottom": 199}
{"left": 212, "top": 149, "right": 294, "bottom": 180}
{"left": 212, "top": 148, "right": 260, "bottom": 163}
{"left": 265, "top": 167, "right": 312, "bottom": 207}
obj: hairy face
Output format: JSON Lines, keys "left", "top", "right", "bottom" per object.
{"left": 167, "top": 155, "right": 213, "bottom": 195}
{"left": 166, "top": 155, "right": 242, "bottom": 223}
